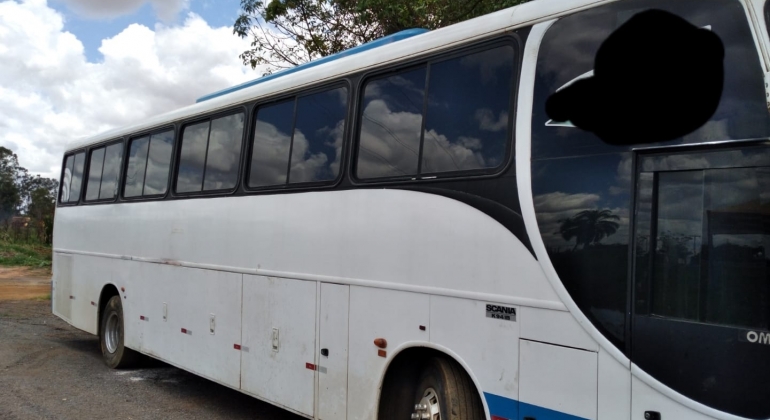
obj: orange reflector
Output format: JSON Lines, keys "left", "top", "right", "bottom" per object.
{"left": 378, "top": 350, "right": 387, "bottom": 358}
{"left": 373, "top": 338, "right": 387, "bottom": 348}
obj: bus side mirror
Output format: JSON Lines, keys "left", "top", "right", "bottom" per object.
{"left": 545, "top": 9, "right": 724, "bottom": 146}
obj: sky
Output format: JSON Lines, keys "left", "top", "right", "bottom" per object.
{"left": 0, "top": 0, "right": 265, "bottom": 179}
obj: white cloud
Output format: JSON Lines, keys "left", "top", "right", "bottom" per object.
{"left": 60, "top": 0, "right": 190, "bottom": 21}
{"left": 0, "top": 0, "right": 258, "bottom": 180}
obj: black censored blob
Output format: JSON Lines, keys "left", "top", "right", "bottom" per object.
{"left": 545, "top": 9, "right": 725, "bottom": 145}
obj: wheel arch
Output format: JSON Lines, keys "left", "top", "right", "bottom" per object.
{"left": 377, "top": 341, "right": 491, "bottom": 420}
{"left": 97, "top": 283, "right": 120, "bottom": 336}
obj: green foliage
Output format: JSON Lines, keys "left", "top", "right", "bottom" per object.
{"left": 233, "top": 0, "right": 528, "bottom": 73}
{"left": 0, "top": 146, "right": 58, "bottom": 245}
{"left": 0, "top": 240, "right": 52, "bottom": 268}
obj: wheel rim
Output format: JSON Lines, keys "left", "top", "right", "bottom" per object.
{"left": 105, "top": 312, "right": 120, "bottom": 354}
{"left": 411, "top": 387, "right": 441, "bottom": 420}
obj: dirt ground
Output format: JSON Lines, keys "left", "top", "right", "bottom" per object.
{"left": 0, "top": 268, "right": 303, "bottom": 420}
{"left": 0, "top": 267, "right": 52, "bottom": 300}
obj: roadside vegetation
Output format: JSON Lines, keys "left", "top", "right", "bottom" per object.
{"left": 0, "top": 238, "right": 52, "bottom": 269}
{"left": 1, "top": 146, "right": 56, "bottom": 270}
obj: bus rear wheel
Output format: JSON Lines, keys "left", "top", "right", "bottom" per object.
{"left": 100, "top": 295, "right": 138, "bottom": 369}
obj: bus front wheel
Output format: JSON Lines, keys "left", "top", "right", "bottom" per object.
{"left": 380, "top": 355, "right": 484, "bottom": 420}
{"left": 100, "top": 295, "right": 138, "bottom": 369}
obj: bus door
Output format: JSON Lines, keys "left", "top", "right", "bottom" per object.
{"left": 631, "top": 144, "right": 770, "bottom": 419}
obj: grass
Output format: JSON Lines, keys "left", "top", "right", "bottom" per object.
{"left": 34, "top": 293, "right": 52, "bottom": 301}
{"left": 0, "top": 241, "right": 52, "bottom": 268}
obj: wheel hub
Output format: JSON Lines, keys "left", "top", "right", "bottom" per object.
{"left": 105, "top": 312, "right": 120, "bottom": 354}
{"left": 411, "top": 388, "right": 441, "bottom": 420}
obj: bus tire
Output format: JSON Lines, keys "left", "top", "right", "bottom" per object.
{"left": 411, "top": 357, "right": 484, "bottom": 420}
{"left": 379, "top": 355, "right": 484, "bottom": 420}
{"left": 100, "top": 295, "right": 138, "bottom": 369}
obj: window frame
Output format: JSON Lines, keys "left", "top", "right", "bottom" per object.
{"left": 122, "top": 125, "right": 177, "bottom": 201}
{"left": 83, "top": 139, "right": 124, "bottom": 204}
{"left": 244, "top": 81, "right": 352, "bottom": 192}
{"left": 58, "top": 149, "right": 87, "bottom": 206}
{"left": 173, "top": 106, "right": 248, "bottom": 197}
{"left": 350, "top": 36, "right": 521, "bottom": 185}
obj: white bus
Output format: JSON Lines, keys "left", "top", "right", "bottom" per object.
{"left": 52, "top": 0, "right": 770, "bottom": 419}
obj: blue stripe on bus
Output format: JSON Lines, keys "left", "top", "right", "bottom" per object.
{"left": 484, "top": 392, "right": 589, "bottom": 420}
{"left": 195, "top": 28, "right": 429, "bottom": 103}
{"left": 484, "top": 392, "right": 518, "bottom": 419}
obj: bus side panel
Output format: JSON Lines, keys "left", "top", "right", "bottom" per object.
{"left": 519, "top": 339, "right": 598, "bottom": 420}
{"left": 598, "top": 347, "right": 631, "bottom": 420}
{"left": 241, "top": 275, "right": 317, "bottom": 418}
{"left": 131, "top": 264, "right": 243, "bottom": 390}
{"left": 631, "top": 377, "right": 718, "bottom": 420}
{"left": 347, "top": 286, "right": 430, "bottom": 420}
{"left": 429, "top": 295, "right": 520, "bottom": 416}
{"left": 52, "top": 253, "right": 73, "bottom": 323}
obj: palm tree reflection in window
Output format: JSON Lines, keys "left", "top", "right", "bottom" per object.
{"left": 558, "top": 209, "right": 620, "bottom": 251}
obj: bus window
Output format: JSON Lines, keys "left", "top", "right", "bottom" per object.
{"left": 124, "top": 136, "right": 150, "bottom": 197}
{"left": 356, "top": 43, "right": 516, "bottom": 181}
{"left": 177, "top": 112, "right": 244, "bottom": 194}
{"left": 98, "top": 143, "right": 123, "bottom": 199}
{"left": 126, "top": 130, "right": 174, "bottom": 198}
{"left": 85, "top": 147, "right": 105, "bottom": 201}
{"left": 357, "top": 66, "right": 426, "bottom": 179}
{"left": 249, "top": 99, "right": 294, "bottom": 188}
{"left": 248, "top": 86, "right": 348, "bottom": 188}
{"left": 531, "top": 0, "right": 770, "bottom": 354}
{"left": 59, "top": 153, "right": 84, "bottom": 204}
{"left": 422, "top": 46, "right": 514, "bottom": 174}
{"left": 144, "top": 130, "right": 174, "bottom": 195}
{"left": 633, "top": 146, "right": 770, "bottom": 418}
{"left": 289, "top": 87, "right": 347, "bottom": 184}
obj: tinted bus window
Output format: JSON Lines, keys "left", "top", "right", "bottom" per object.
{"left": 356, "top": 44, "right": 515, "bottom": 180}
{"left": 422, "top": 46, "right": 514, "bottom": 174}
{"left": 144, "top": 130, "right": 174, "bottom": 195}
{"left": 59, "top": 152, "right": 85, "bottom": 204}
{"left": 177, "top": 121, "right": 210, "bottom": 193}
{"left": 69, "top": 153, "right": 85, "bottom": 203}
{"left": 99, "top": 143, "right": 123, "bottom": 199}
{"left": 86, "top": 142, "right": 123, "bottom": 201}
{"left": 248, "top": 87, "right": 348, "bottom": 189}
{"left": 357, "top": 67, "right": 426, "bottom": 179}
{"left": 289, "top": 87, "right": 347, "bottom": 184}
{"left": 177, "top": 113, "right": 244, "bottom": 193}
{"left": 59, "top": 155, "right": 74, "bottom": 203}
{"left": 203, "top": 114, "right": 244, "bottom": 191}
{"left": 530, "top": 0, "right": 770, "bottom": 353}
{"left": 86, "top": 148, "right": 105, "bottom": 201}
{"left": 124, "top": 137, "right": 150, "bottom": 198}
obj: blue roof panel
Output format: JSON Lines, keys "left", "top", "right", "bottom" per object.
{"left": 196, "top": 28, "right": 429, "bottom": 103}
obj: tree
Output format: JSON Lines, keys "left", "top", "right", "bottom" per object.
{"left": 28, "top": 186, "right": 57, "bottom": 244}
{"left": 0, "top": 147, "right": 21, "bottom": 221}
{"left": 0, "top": 146, "right": 58, "bottom": 243}
{"left": 233, "top": 0, "right": 528, "bottom": 73}
{"left": 559, "top": 209, "right": 620, "bottom": 251}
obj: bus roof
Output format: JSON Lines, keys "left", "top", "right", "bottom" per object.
{"left": 64, "top": 0, "right": 610, "bottom": 152}
{"left": 196, "top": 28, "right": 430, "bottom": 103}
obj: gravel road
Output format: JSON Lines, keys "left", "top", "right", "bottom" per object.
{"left": 0, "top": 272, "right": 303, "bottom": 420}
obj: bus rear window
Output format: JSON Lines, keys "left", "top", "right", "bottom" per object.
{"left": 59, "top": 152, "right": 85, "bottom": 204}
